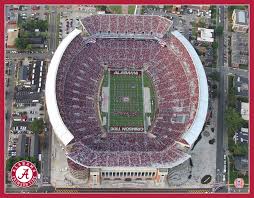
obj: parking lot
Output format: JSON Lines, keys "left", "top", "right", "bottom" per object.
{"left": 59, "top": 16, "right": 81, "bottom": 40}
{"left": 8, "top": 137, "right": 18, "bottom": 157}
{"left": 18, "top": 5, "right": 47, "bottom": 21}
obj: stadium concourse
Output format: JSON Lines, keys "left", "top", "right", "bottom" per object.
{"left": 46, "top": 14, "right": 208, "bottom": 187}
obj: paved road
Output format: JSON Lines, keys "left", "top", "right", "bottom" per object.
{"left": 4, "top": 60, "right": 16, "bottom": 159}
{"left": 48, "top": 6, "right": 58, "bottom": 52}
{"left": 41, "top": 127, "right": 52, "bottom": 184}
{"left": 54, "top": 187, "right": 212, "bottom": 193}
{"left": 6, "top": 52, "right": 52, "bottom": 60}
{"left": 6, "top": 185, "right": 55, "bottom": 193}
{"left": 215, "top": 5, "right": 227, "bottom": 184}
{"left": 41, "top": 6, "right": 58, "bottom": 184}
{"left": 6, "top": 186, "right": 213, "bottom": 193}
{"left": 41, "top": 104, "right": 52, "bottom": 185}
{"left": 204, "top": 66, "right": 248, "bottom": 77}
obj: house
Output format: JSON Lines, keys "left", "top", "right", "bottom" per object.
{"left": 232, "top": 9, "right": 249, "bottom": 33}
{"left": 234, "top": 75, "right": 248, "bottom": 97}
{"left": 17, "top": 64, "right": 29, "bottom": 85}
{"left": 28, "top": 37, "right": 45, "bottom": 48}
{"left": 233, "top": 128, "right": 248, "bottom": 144}
{"left": 231, "top": 32, "right": 248, "bottom": 68}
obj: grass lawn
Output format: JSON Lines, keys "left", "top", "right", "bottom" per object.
{"left": 109, "top": 73, "right": 144, "bottom": 127}
{"left": 128, "top": 5, "right": 136, "bottom": 14}
{"left": 229, "top": 162, "right": 238, "bottom": 184}
{"left": 102, "top": 71, "right": 108, "bottom": 87}
{"left": 239, "top": 64, "right": 248, "bottom": 70}
{"left": 228, "top": 75, "right": 234, "bottom": 90}
{"left": 108, "top": 6, "right": 122, "bottom": 14}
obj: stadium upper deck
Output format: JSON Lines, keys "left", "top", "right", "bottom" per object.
{"left": 82, "top": 14, "right": 173, "bottom": 38}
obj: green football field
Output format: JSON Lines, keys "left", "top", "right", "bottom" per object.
{"left": 109, "top": 73, "right": 144, "bottom": 127}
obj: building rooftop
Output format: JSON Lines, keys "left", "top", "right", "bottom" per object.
{"left": 234, "top": 9, "right": 248, "bottom": 25}
{"left": 7, "top": 28, "right": 19, "bottom": 47}
{"left": 235, "top": 75, "right": 248, "bottom": 97}
{"left": 29, "top": 37, "right": 44, "bottom": 44}
{"left": 231, "top": 32, "right": 248, "bottom": 66}
{"left": 197, "top": 28, "right": 214, "bottom": 42}
{"left": 16, "top": 134, "right": 27, "bottom": 157}
{"left": 241, "top": 102, "right": 249, "bottom": 121}
{"left": 18, "top": 65, "right": 29, "bottom": 82}
{"left": 30, "top": 133, "right": 39, "bottom": 158}
{"left": 234, "top": 156, "right": 248, "bottom": 172}
{"left": 15, "top": 90, "right": 41, "bottom": 104}
{"left": 233, "top": 128, "right": 248, "bottom": 144}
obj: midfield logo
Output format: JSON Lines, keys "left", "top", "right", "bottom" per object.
{"left": 11, "top": 160, "right": 38, "bottom": 188}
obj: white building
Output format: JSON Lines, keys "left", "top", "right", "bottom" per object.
{"left": 197, "top": 28, "right": 214, "bottom": 42}
{"left": 232, "top": 9, "right": 249, "bottom": 33}
{"left": 241, "top": 102, "right": 249, "bottom": 121}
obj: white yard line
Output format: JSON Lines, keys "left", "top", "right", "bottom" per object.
{"left": 107, "top": 69, "right": 111, "bottom": 132}
{"left": 141, "top": 69, "right": 146, "bottom": 132}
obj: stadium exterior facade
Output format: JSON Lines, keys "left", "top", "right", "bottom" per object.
{"left": 46, "top": 15, "right": 208, "bottom": 187}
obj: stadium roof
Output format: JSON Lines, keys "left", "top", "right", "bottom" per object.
{"left": 45, "top": 29, "right": 82, "bottom": 146}
{"left": 172, "top": 31, "right": 208, "bottom": 146}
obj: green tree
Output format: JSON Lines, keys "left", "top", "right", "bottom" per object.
{"left": 6, "top": 157, "right": 41, "bottom": 172}
{"left": 212, "top": 41, "right": 218, "bottom": 50}
{"left": 15, "top": 37, "right": 28, "bottom": 49}
{"left": 211, "top": 89, "right": 218, "bottom": 98}
{"left": 215, "top": 25, "right": 224, "bottom": 35}
{"left": 231, "top": 144, "right": 248, "bottom": 156}
{"left": 29, "top": 118, "right": 44, "bottom": 133}
{"left": 164, "top": 5, "right": 173, "bottom": 12}
{"left": 210, "top": 6, "right": 217, "bottom": 19}
{"left": 96, "top": 6, "right": 107, "bottom": 11}
{"left": 197, "top": 17, "right": 206, "bottom": 28}
{"left": 225, "top": 107, "right": 245, "bottom": 136}
{"left": 6, "top": 157, "right": 15, "bottom": 171}
{"left": 208, "top": 71, "right": 220, "bottom": 82}
{"left": 228, "top": 87, "right": 237, "bottom": 108}
{"left": 37, "top": 20, "right": 48, "bottom": 32}
{"left": 26, "top": 44, "right": 32, "bottom": 51}
{"left": 21, "top": 19, "right": 48, "bottom": 32}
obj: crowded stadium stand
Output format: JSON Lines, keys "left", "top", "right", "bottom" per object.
{"left": 81, "top": 14, "right": 173, "bottom": 38}
{"left": 46, "top": 14, "right": 208, "bottom": 185}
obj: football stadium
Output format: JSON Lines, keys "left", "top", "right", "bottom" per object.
{"left": 46, "top": 14, "right": 208, "bottom": 186}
